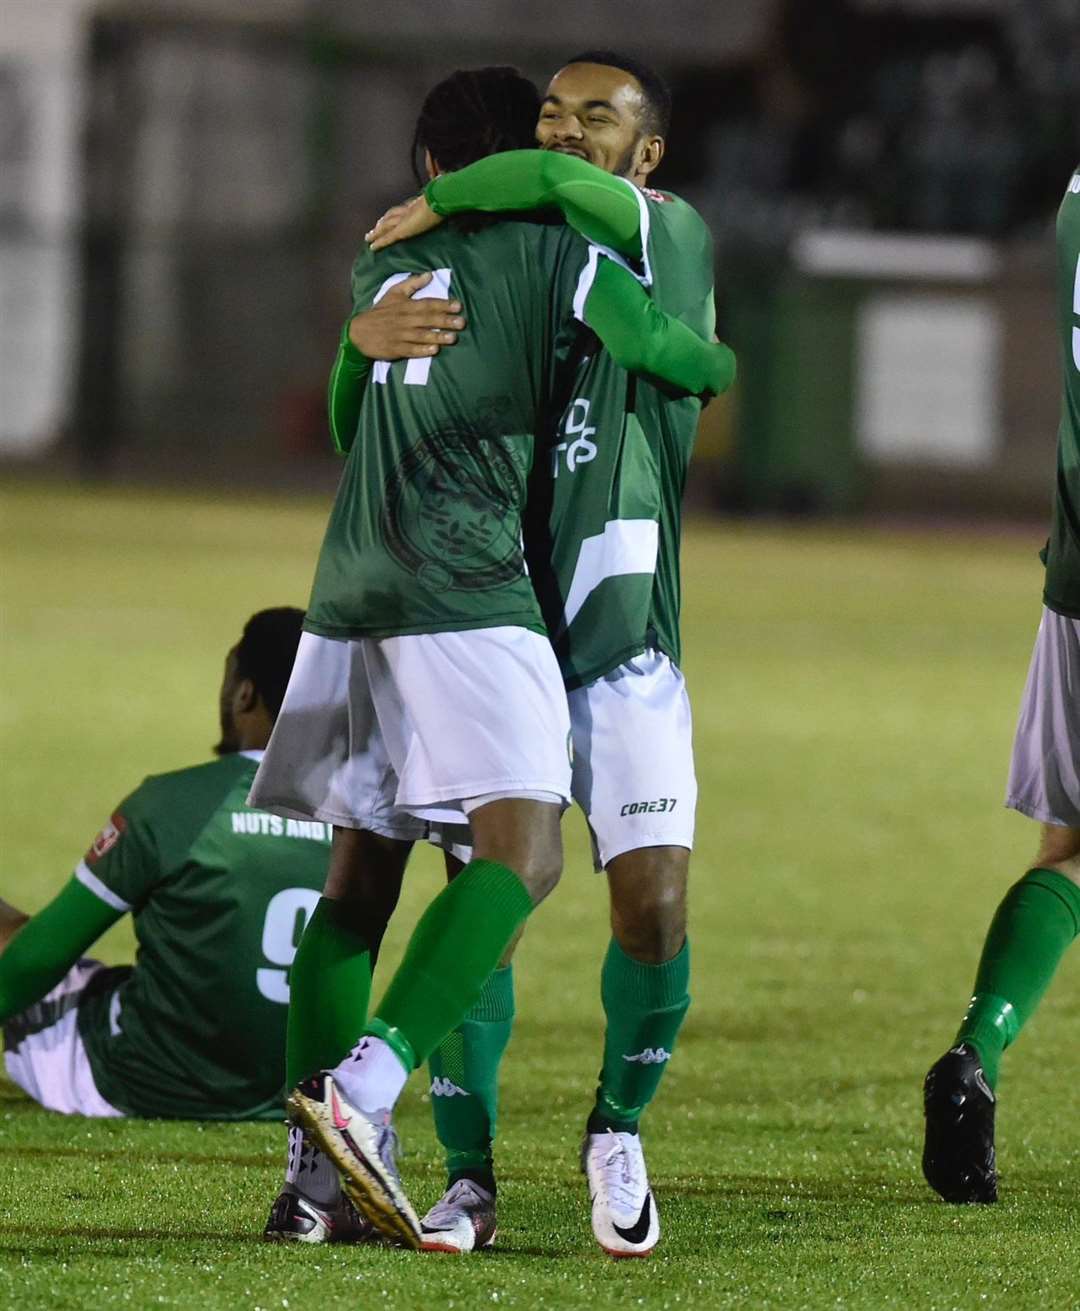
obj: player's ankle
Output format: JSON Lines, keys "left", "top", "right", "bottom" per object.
{"left": 448, "top": 1166, "right": 497, "bottom": 1197}
{"left": 586, "top": 1106, "right": 640, "bottom": 1137}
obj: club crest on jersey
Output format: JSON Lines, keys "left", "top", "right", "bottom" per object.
{"left": 85, "top": 812, "right": 127, "bottom": 865}
{"left": 383, "top": 422, "right": 526, "bottom": 592}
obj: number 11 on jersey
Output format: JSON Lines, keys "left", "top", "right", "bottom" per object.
{"left": 371, "top": 268, "right": 454, "bottom": 388}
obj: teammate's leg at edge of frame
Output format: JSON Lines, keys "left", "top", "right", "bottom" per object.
{"left": 922, "top": 824, "right": 1080, "bottom": 1205}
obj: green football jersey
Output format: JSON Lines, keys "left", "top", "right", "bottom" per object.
{"left": 1042, "top": 167, "right": 1080, "bottom": 617}
{"left": 305, "top": 219, "right": 592, "bottom": 640}
{"left": 527, "top": 188, "right": 716, "bottom": 688}
{"left": 73, "top": 752, "right": 330, "bottom": 1120}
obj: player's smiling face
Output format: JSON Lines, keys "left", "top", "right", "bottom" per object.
{"left": 537, "top": 63, "right": 662, "bottom": 183}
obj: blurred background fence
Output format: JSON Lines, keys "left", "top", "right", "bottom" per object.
{"left": 1, "top": 0, "right": 1078, "bottom": 514}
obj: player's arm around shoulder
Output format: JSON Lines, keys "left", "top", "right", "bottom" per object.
{"left": 582, "top": 257, "right": 734, "bottom": 399}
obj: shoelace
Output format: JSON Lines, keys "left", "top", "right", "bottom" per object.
{"left": 425, "top": 1179, "right": 491, "bottom": 1226}
{"left": 374, "top": 1123, "right": 403, "bottom": 1178}
{"left": 594, "top": 1134, "right": 646, "bottom": 1214}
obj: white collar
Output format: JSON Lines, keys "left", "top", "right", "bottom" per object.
{"left": 239, "top": 749, "right": 266, "bottom": 762}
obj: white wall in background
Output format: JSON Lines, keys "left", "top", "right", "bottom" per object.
{"left": 0, "top": 0, "right": 94, "bottom": 455}
{"left": 855, "top": 293, "right": 1003, "bottom": 468}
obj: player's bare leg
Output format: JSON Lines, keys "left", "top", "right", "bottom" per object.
{"left": 0, "top": 899, "right": 29, "bottom": 954}
{"left": 267, "top": 828, "right": 408, "bottom": 1244}
{"left": 578, "top": 845, "right": 690, "bottom": 1258}
{"left": 923, "top": 823, "right": 1080, "bottom": 1203}
{"left": 292, "top": 797, "right": 561, "bottom": 1249}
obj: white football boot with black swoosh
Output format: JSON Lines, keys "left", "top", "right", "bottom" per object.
{"left": 582, "top": 1130, "right": 660, "bottom": 1258}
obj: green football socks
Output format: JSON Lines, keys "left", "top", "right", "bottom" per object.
{"left": 956, "top": 868, "right": 1080, "bottom": 1090}
{"left": 588, "top": 937, "right": 691, "bottom": 1135}
{"left": 367, "top": 859, "right": 533, "bottom": 1073}
{"left": 428, "top": 965, "right": 515, "bottom": 1194}
{"left": 286, "top": 896, "right": 384, "bottom": 1089}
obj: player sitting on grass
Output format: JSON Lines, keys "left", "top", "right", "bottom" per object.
{"left": 0, "top": 610, "right": 344, "bottom": 1141}
{"left": 253, "top": 64, "right": 731, "bottom": 1252}
{"left": 922, "top": 165, "right": 1080, "bottom": 1204}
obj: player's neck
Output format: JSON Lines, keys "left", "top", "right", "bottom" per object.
{"left": 235, "top": 712, "right": 273, "bottom": 752}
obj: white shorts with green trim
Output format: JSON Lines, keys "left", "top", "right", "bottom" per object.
{"left": 431, "top": 649, "right": 697, "bottom": 870}
{"left": 250, "top": 627, "right": 573, "bottom": 830}
{"left": 3, "top": 959, "right": 124, "bottom": 1117}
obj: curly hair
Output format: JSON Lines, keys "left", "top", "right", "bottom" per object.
{"left": 411, "top": 66, "right": 541, "bottom": 184}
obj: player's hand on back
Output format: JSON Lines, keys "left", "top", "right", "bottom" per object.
{"left": 366, "top": 195, "right": 443, "bottom": 251}
{"left": 347, "top": 271, "right": 466, "bottom": 362}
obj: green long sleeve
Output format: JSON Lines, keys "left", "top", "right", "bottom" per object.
{"left": 0, "top": 878, "right": 121, "bottom": 1024}
{"left": 327, "top": 324, "right": 373, "bottom": 456}
{"left": 585, "top": 258, "right": 736, "bottom": 398}
{"left": 426, "top": 150, "right": 646, "bottom": 263}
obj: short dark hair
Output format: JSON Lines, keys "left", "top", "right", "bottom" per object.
{"left": 562, "top": 50, "right": 672, "bottom": 138}
{"left": 234, "top": 607, "right": 304, "bottom": 720}
{"left": 412, "top": 66, "right": 541, "bottom": 186}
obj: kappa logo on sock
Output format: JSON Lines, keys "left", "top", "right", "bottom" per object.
{"left": 622, "top": 1047, "right": 672, "bottom": 1065}
{"left": 429, "top": 1077, "right": 470, "bottom": 1098}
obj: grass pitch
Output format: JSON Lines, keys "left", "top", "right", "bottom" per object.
{"left": 2, "top": 481, "right": 1078, "bottom": 1310}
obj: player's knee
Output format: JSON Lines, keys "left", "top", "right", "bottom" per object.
{"left": 1039, "top": 857, "right": 1080, "bottom": 888}
{"left": 611, "top": 882, "right": 686, "bottom": 963}
{"left": 1034, "top": 824, "right": 1080, "bottom": 882}
{"left": 0, "top": 911, "right": 29, "bottom": 956}
{"left": 515, "top": 848, "right": 563, "bottom": 905}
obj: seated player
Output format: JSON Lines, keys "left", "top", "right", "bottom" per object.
{"left": 922, "top": 167, "right": 1080, "bottom": 1203}
{"left": 0, "top": 610, "right": 341, "bottom": 1141}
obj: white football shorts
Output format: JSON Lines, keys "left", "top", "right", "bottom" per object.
{"left": 431, "top": 649, "right": 697, "bottom": 869}
{"left": 569, "top": 648, "right": 697, "bottom": 868}
{"left": 3, "top": 959, "right": 125, "bottom": 1117}
{"left": 1006, "top": 605, "right": 1080, "bottom": 828}
{"left": 250, "top": 627, "right": 572, "bottom": 829}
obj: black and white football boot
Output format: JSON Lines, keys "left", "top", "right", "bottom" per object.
{"left": 582, "top": 1130, "right": 660, "bottom": 1258}
{"left": 922, "top": 1043, "right": 999, "bottom": 1204}
{"left": 262, "top": 1185, "right": 375, "bottom": 1244}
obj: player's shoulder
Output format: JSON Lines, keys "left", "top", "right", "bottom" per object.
{"left": 643, "top": 186, "right": 708, "bottom": 233}
{"left": 130, "top": 755, "right": 249, "bottom": 815}
{"left": 642, "top": 188, "right": 713, "bottom": 277}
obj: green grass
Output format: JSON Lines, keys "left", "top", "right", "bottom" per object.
{"left": 2, "top": 481, "right": 1078, "bottom": 1310}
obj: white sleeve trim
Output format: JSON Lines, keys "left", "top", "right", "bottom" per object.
{"left": 572, "top": 246, "right": 601, "bottom": 324}
{"left": 602, "top": 178, "right": 653, "bottom": 287}
{"left": 571, "top": 183, "right": 653, "bottom": 327}
{"left": 75, "top": 860, "right": 132, "bottom": 913}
